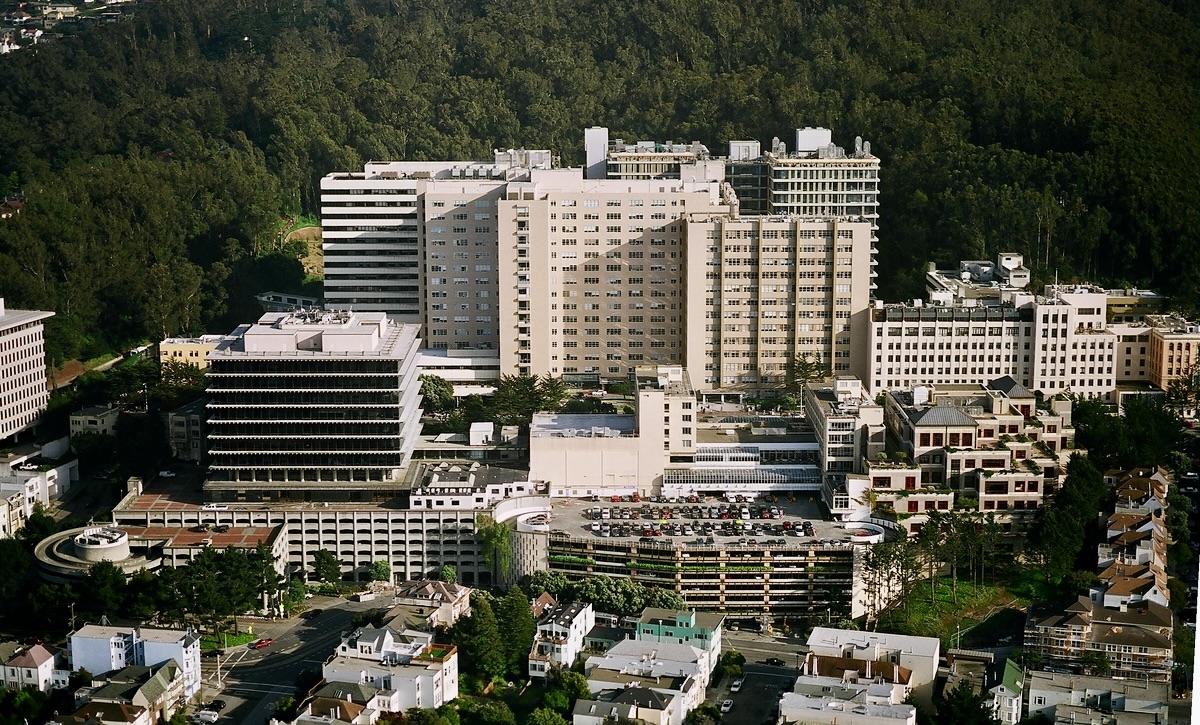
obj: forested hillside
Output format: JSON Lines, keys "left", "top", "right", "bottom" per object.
{"left": 0, "top": 0, "right": 1196, "bottom": 363}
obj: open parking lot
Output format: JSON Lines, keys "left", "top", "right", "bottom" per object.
{"left": 716, "top": 665, "right": 796, "bottom": 725}
{"left": 551, "top": 494, "right": 860, "bottom": 546}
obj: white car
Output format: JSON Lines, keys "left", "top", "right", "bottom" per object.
{"left": 721, "top": 699, "right": 734, "bottom": 713}
{"left": 730, "top": 677, "right": 744, "bottom": 693}
{"left": 158, "top": 470, "right": 177, "bottom": 478}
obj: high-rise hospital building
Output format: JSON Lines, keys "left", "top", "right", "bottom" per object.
{"left": 321, "top": 127, "right": 880, "bottom": 393}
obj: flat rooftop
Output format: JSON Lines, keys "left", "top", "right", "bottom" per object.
{"left": 120, "top": 525, "right": 280, "bottom": 549}
{"left": 531, "top": 413, "right": 636, "bottom": 438}
{"left": 695, "top": 426, "right": 816, "bottom": 445}
{"left": 0, "top": 303, "right": 53, "bottom": 332}
{"left": 548, "top": 496, "right": 860, "bottom": 546}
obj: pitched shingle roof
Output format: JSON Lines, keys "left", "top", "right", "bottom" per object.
{"left": 988, "top": 376, "right": 1034, "bottom": 398}
{"left": 6, "top": 644, "right": 53, "bottom": 668}
{"left": 909, "top": 405, "right": 977, "bottom": 427}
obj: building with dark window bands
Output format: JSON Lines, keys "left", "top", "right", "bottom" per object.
{"left": 204, "top": 310, "right": 422, "bottom": 500}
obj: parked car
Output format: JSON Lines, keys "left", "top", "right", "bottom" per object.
{"left": 203, "top": 700, "right": 227, "bottom": 711}
{"left": 731, "top": 677, "right": 744, "bottom": 693}
{"left": 721, "top": 700, "right": 734, "bottom": 713}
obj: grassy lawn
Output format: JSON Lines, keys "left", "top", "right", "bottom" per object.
{"left": 201, "top": 632, "right": 256, "bottom": 650}
{"left": 81, "top": 352, "right": 117, "bottom": 369}
{"left": 288, "top": 213, "right": 321, "bottom": 233}
{"left": 878, "top": 563, "right": 1062, "bottom": 646}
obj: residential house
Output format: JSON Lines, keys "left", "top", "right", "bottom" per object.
{"left": 3, "top": 644, "right": 58, "bottom": 692}
{"left": 572, "top": 687, "right": 679, "bottom": 725}
{"left": 69, "top": 406, "right": 119, "bottom": 438}
{"left": 336, "top": 626, "right": 432, "bottom": 663}
{"left": 572, "top": 697, "right": 638, "bottom": 725}
{"left": 72, "top": 660, "right": 185, "bottom": 725}
{"left": 390, "top": 579, "right": 472, "bottom": 629}
{"left": 52, "top": 701, "right": 153, "bottom": 725}
{"left": 324, "top": 628, "right": 458, "bottom": 710}
{"left": 583, "top": 624, "right": 629, "bottom": 654}
{"left": 529, "top": 601, "right": 595, "bottom": 678}
{"left": 271, "top": 682, "right": 394, "bottom": 725}
{"left": 530, "top": 591, "right": 556, "bottom": 618}
{"left": 1106, "top": 468, "right": 1169, "bottom": 514}
{"left": 988, "top": 659, "right": 1024, "bottom": 725}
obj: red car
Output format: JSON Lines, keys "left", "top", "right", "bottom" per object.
{"left": 251, "top": 638, "right": 274, "bottom": 649}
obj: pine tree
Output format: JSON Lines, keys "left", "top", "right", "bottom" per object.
{"left": 498, "top": 585, "right": 535, "bottom": 678}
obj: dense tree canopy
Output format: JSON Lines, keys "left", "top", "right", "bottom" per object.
{"left": 0, "top": 0, "right": 1191, "bottom": 682}
{"left": 0, "top": 0, "right": 1194, "bottom": 360}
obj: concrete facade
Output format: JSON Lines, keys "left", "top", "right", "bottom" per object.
{"left": 0, "top": 298, "right": 53, "bottom": 442}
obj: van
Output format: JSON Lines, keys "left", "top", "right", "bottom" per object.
{"left": 197, "top": 711, "right": 219, "bottom": 723}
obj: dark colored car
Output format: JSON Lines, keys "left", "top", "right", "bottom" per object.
{"left": 765, "top": 657, "right": 786, "bottom": 667}
{"left": 204, "top": 699, "right": 227, "bottom": 711}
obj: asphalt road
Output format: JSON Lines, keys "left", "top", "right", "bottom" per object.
{"left": 723, "top": 630, "right": 806, "bottom": 667}
{"left": 198, "top": 598, "right": 381, "bottom": 725}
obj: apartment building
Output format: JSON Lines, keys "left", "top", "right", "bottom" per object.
{"left": 839, "top": 378, "right": 1074, "bottom": 534}
{"left": 1024, "top": 671, "right": 1169, "bottom": 723}
{"left": 166, "top": 399, "right": 205, "bottom": 462}
{"left": 158, "top": 335, "right": 224, "bottom": 370}
{"left": 0, "top": 298, "right": 53, "bottom": 442}
{"left": 68, "top": 625, "right": 201, "bottom": 701}
{"left": 1024, "top": 596, "right": 1173, "bottom": 681}
{"left": 204, "top": 310, "right": 423, "bottom": 496}
{"left": 806, "top": 628, "right": 940, "bottom": 705}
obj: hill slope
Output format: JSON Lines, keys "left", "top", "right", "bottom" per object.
{"left": 0, "top": 0, "right": 1196, "bottom": 359}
